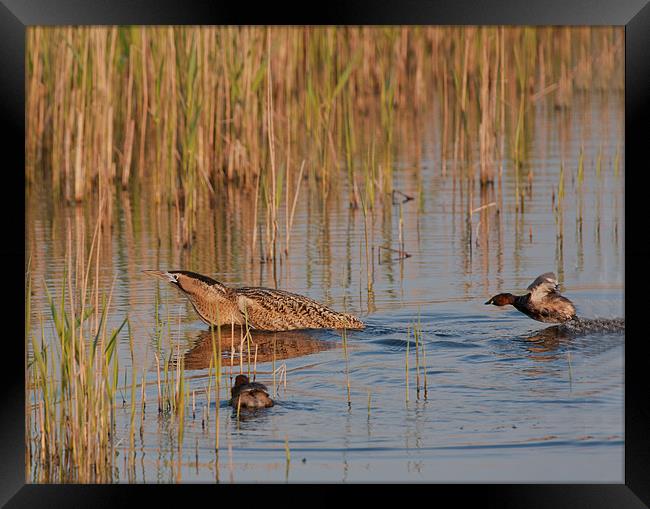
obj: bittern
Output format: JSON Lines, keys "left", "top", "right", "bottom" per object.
{"left": 143, "top": 270, "right": 365, "bottom": 331}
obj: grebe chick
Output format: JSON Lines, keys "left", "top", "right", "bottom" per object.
{"left": 143, "top": 270, "right": 364, "bottom": 331}
{"left": 485, "top": 272, "right": 577, "bottom": 323}
{"left": 230, "top": 375, "right": 274, "bottom": 409}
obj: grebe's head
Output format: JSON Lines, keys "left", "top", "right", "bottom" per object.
{"left": 234, "top": 374, "right": 250, "bottom": 387}
{"left": 485, "top": 293, "right": 515, "bottom": 306}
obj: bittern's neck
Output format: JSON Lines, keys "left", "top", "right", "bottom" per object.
{"left": 172, "top": 271, "right": 230, "bottom": 296}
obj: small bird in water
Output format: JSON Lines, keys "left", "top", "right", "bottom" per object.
{"left": 485, "top": 272, "right": 577, "bottom": 323}
{"left": 230, "top": 375, "right": 274, "bottom": 409}
{"left": 143, "top": 270, "right": 364, "bottom": 331}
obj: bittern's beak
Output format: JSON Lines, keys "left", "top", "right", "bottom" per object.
{"left": 142, "top": 270, "right": 176, "bottom": 283}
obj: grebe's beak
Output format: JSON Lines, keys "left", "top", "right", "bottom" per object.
{"left": 484, "top": 298, "right": 493, "bottom": 305}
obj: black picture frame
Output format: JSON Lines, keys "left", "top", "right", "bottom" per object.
{"left": 5, "top": 0, "right": 648, "bottom": 505}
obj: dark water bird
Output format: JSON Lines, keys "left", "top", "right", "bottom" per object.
{"left": 230, "top": 375, "right": 274, "bottom": 409}
{"left": 485, "top": 272, "right": 577, "bottom": 323}
{"left": 143, "top": 270, "right": 364, "bottom": 331}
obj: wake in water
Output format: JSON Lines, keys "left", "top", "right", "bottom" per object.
{"left": 559, "top": 317, "right": 625, "bottom": 335}
{"left": 522, "top": 317, "right": 624, "bottom": 357}
{"left": 524, "top": 317, "right": 624, "bottom": 344}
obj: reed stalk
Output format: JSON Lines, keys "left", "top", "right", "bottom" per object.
{"left": 405, "top": 327, "right": 410, "bottom": 405}
{"left": 342, "top": 328, "right": 351, "bottom": 409}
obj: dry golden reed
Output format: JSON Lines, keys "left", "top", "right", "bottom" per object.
{"left": 27, "top": 27, "right": 622, "bottom": 214}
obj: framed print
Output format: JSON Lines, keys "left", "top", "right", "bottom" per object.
{"left": 3, "top": 0, "right": 649, "bottom": 505}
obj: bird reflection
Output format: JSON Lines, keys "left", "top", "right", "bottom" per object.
{"left": 182, "top": 326, "right": 337, "bottom": 370}
{"left": 523, "top": 325, "right": 572, "bottom": 361}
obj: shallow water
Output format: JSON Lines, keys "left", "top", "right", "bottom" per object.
{"left": 26, "top": 92, "right": 624, "bottom": 482}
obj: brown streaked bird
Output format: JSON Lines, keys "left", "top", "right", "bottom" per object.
{"left": 485, "top": 272, "right": 577, "bottom": 323}
{"left": 229, "top": 375, "right": 274, "bottom": 410}
{"left": 143, "top": 270, "right": 365, "bottom": 331}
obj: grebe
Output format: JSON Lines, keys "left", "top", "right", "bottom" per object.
{"left": 485, "top": 272, "right": 577, "bottom": 323}
{"left": 230, "top": 375, "right": 274, "bottom": 409}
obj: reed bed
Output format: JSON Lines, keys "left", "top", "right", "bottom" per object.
{"left": 26, "top": 211, "right": 126, "bottom": 482}
{"left": 27, "top": 26, "right": 623, "bottom": 256}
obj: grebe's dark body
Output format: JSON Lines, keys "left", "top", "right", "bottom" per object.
{"left": 229, "top": 375, "right": 274, "bottom": 409}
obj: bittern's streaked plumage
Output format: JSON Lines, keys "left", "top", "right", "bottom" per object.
{"left": 143, "top": 270, "right": 365, "bottom": 331}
